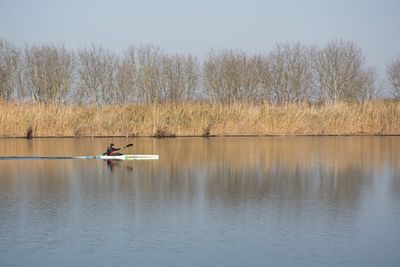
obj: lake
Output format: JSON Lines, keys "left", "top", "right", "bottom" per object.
{"left": 0, "top": 137, "right": 399, "bottom": 267}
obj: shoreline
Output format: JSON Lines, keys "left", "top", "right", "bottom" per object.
{"left": 1, "top": 134, "right": 400, "bottom": 139}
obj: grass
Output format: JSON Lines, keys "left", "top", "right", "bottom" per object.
{"left": 0, "top": 100, "right": 399, "bottom": 137}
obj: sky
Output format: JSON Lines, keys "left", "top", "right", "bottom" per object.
{"left": 0, "top": 0, "right": 399, "bottom": 76}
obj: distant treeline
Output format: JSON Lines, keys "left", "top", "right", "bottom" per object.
{"left": 1, "top": 38, "right": 400, "bottom": 105}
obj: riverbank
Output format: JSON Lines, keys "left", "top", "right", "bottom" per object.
{"left": 1, "top": 101, "right": 399, "bottom": 137}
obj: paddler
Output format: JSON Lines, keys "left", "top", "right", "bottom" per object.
{"left": 105, "top": 143, "right": 121, "bottom": 156}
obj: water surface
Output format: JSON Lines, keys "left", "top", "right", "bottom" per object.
{"left": 0, "top": 137, "right": 399, "bottom": 266}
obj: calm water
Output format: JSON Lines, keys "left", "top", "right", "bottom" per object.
{"left": 0, "top": 137, "right": 399, "bottom": 267}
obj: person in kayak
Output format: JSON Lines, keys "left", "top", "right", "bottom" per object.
{"left": 105, "top": 143, "right": 122, "bottom": 156}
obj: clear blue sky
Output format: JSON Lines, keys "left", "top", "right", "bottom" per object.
{"left": 1, "top": 0, "right": 399, "bottom": 75}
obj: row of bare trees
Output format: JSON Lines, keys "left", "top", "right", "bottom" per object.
{"left": 1, "top": 38, "right": 399, "bottom": 105}
{"left": 76, "top": 45, "right": 198, "bottom": 105}
{"left": 0, "top": 41, "right": 199, "bottom": 105}
{"left": 204, "top": 40, "right": 378, "bottom": 104}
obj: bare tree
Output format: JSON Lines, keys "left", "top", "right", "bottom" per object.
{"left": 116, "top": 47, "right": 137, "bottom": 103}
{"left": 160, "top": 53, "right": 199, "bottom": 102}
{"left": 253, "top": 54, "right": 271, "bottom": 102}
{"left": 24, "top": 44, "right": 74, "bottom": 104}
{"left": 77, "top": 45, "right": 118, "bottom": 106}
{"left": 135, "top": 45, "right": 163, "bottom": 104}
{"left": 268, "top": 43, "right": 313, "bottom": 104}
{"left": 160, "top": 54, "right": 183, "bottom": 102}
{"left": 204, "top": 50, "right": 260, "bottom": 103}
{"left": 241, "top": 55, "right": 262, "bottom": 102}
{"left": 359, "top": 67, "right": 377, "bottom": 101}
{"left": 203, "top": 50, "right": 221, "bottom": 103}
{"left": 387, "top": 56, "right": 400, "bottom": 99}
{"left": 0, "top": 39, "right": 20, "bottom": 101}
{"left": 313, "top": 39, "right": 375, "bottom": 103}
{"left": 183, "top": 54, "right": 199, "bottom": 101}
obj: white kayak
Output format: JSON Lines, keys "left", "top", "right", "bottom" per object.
{"left": 0, "top": 154, "right": 159, "bottom": 160}
{"left": 97, "top": 154, "right": 159, "bottom": 160}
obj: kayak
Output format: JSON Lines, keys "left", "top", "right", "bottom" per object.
{"left": 0, "top": 154, "right": 159, "bottom": 160}
{"left": 96, "top": 154, "right": 159, "bottom": 160}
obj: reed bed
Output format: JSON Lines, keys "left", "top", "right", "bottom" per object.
{"left": 0, "top": 101, "right": 399, "bottom": 137}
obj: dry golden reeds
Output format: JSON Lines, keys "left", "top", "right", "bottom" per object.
{"left": 0, "top": 100, "right": 399, "bottom": 137}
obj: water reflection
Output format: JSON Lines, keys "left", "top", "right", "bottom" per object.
{"left": 106, "top": 159, "right": 118, "bottom": 170}
{"left": 0, "top": 137, "right": 398, "bottom": 221}
{"left": 0, "top": 137, "right": 399, "bottom": 266}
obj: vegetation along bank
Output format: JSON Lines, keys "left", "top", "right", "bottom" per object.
{"left": 1, "top": 101, "right": 399, "bottom": 137}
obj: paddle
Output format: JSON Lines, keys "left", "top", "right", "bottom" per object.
{"left": 114, "top": 143, "right": 133, "bottom": 156}
{"left": 122, "top": 143, "right": 133, "bottom": 150}
{"left": 115, "top": 143, "right": 133, "bottom": 154}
